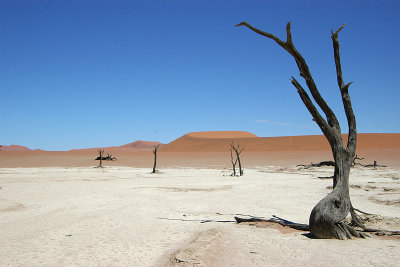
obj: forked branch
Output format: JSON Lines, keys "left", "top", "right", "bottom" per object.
{"left": 230, "top": 142, "right": 244, "bottom": 176}
{"left": 236, "top": 22, "right": 341, "bottom": 135}
{"left": 331, "top": 24, "right": 357, "bottom": 153}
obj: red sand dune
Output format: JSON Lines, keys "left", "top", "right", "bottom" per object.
{"left": 117, "top": 140, "right": 160, "bottom": 150}
{"left": 0, "top": 145, "right": 31, "bottom": 151}
{"left": 70, "top": 140, "right": 161, "bottom": 152}
{"left": 187, "top": 131, "right": 257, "bottom": 139}
{"left": 161, "top": 131, "right": 400, "bottom": 152}
{"left": 0, "top": 132, "right": 399, "bottom": 168}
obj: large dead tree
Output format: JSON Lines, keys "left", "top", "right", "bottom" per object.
{"left": 230, "top": 142, "right": 244, "bottom": 176}
{"left": 236, "top": 22, "right": 366, "bottom": 239}
{"left": 152, "top": 144, "right": 160, "bottom": 173}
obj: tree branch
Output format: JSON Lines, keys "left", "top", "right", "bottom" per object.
{"left": 291, "top": 77, "right": 335, "bottom": 144}
{"left": 331, "top": 24, "right": 357, "bottom": 153}
{"left": 236, "top": 21, "right": 341, "bottom": 135}
{"left": 235, "top": 22, "right": 287, "bottom": 48}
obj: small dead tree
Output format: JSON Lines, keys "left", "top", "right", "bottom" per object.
{"left": 105, "top": 153, "right": 117, "bottom": 161}
{"left": 230, "top": 147, "right": 238, "bottom": 176}
{"left": 95, "top": 150, "right": 116, "bottom": 168}
{"left": 152, "top": 144, "right": 160, "bottom": 173}
{"left": 352, "top": 154, "right": 365, "bottom": 167}
{"left": 230, "top": 142, "right": 244, "bottom": 176}
{"left": 236, "top": 22, "right": 367, "bottom": 239}
{"left": 97, "top": 149, "right": 104, "bottom": 168}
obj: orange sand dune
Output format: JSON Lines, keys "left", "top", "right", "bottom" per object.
{"left": 187, "top": 131, "right": 257, "bottom": 139}
{"left": 161, "top": 132, "right": 400, "bottom": 152}
{"left": 70, "top": 140, "right": 161, "bottom": 152}
{"left": 0, "top": 145, "right": 31, "bottom": 151}
{"left": 118, "top": 140, "right": 160, "bottom": 150}
{"left": 0, "top": 132, "right": 399, "bottom": 168}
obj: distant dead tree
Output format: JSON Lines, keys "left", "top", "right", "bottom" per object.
{"left": 236, "top": 22, "right": 370, "bottom": 239}
{"left": 297, "top": 160, "right": 335, "bottom": 169}
{"left": 230, "top": 147, "right": 238, "bottom": 176}
{"left": 152, "top": 144, "right": 160, "bottom": 173}
{"left": 96, "top": 149, "right": 104, "bottom": 168}
{"left": 95, "top": 150, "right": 116, "bottom": 168}
{"left": 230, "top": 142, "right": 244, "bottom": 176}
{"left": 352, "top": 154, "right": 365, "bottom": 167}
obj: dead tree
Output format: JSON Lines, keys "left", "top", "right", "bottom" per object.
{"left": 95, "top": 152, "right": 117, "bottom": 161}
{"left": 97, "top": 149, "right": 104, "bottom": 168}
{"left": 230, "top": 147, "right": 238, "bottom": 176}
{"left": 230, "top": 142, "right": 244, "bottom": 176}
{"left": 152, "top": 144, "right": 160, "bottom": 173}
{"left": 352, "top": 154, "right": 365, "bottom": 167}
{"left": 236, "top": 22, "right": 367, "bottom": 239}
{"left": 105, "top": 153, "right": 117, "bottom": 161}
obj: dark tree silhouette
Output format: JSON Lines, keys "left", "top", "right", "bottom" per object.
{"left": 236, "top": 22, "right": 367, "bottom": 239}
{"left": 97, "top": 149, "right": 104, "bottom": 168}
{"left": 95, "top": 150, "right": 116, "bottom": 168}
{"left": 152, "top": 144, "right": 160, "bottom": 173}
{"left": 230, "top": 147, "right": 238, "bottom": 176}
{"left": 230, "top": 142, "right": 244, "bottom": 176}
{"left": 352, "top": 154, "right": 365, "bottom": 167}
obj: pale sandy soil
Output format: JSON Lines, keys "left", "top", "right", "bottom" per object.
{"left": 1, "top": 166, "right": 399, "bottom": 266}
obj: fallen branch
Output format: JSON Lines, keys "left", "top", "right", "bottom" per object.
{"left": 234, "top": 214, "right": 400, "bottom": 237}
{"left": 234, "top": 215, "right": 310, "bottom": 231}
{"left": 361, "top": 161, "right": 386, "bottom": 168}
{"left": 95, "top": 153, "right": 117, "bottom": 161}
{"left": 297, "top": 161, "right": 335, "bottom": 169}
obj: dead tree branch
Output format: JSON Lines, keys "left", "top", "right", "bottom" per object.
{"left": 230, "top": 142, "right": 244, "bottom": 176}
{"left": 230, "top": 147, "right": 238, "bottom": 176}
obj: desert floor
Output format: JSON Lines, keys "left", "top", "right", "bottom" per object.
{"left": 1, "top": 165, "right": 399, "bottom": 266}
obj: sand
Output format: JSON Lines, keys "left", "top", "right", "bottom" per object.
{"left": 1, "top": 132, "right": 399, "bottom": 265}
{"left": 2, "top": 133, "right": 399, "bottom": 168}
{"left": 1, "top": 166, "right": 399, "bottom": 266}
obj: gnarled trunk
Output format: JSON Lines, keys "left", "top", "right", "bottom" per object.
{"left": 310, "top": 145, "right": 354, "bottom": 239}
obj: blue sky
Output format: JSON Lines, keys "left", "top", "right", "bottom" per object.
{"left": 1, "top": 0, "right": 399, "bottom": 150}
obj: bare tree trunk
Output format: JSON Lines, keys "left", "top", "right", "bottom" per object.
{"left": 230, "top": 148, "right": 237, "bottom": 176}
{"left": 230, "top": 142, "right": 244, "bottom": 176}
{"left": 98, "top": 149, "right": 104, "bottom": 168}
{"left": 236, "top": 22, "right": 367, "bottom": 239}
{"left": 152, "top": 144, "right": 160, "bottom": 173}
{"left": 237, "top": 154, "right": 243, "bottom": 176}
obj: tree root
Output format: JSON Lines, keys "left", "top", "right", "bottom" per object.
{"left": 334, "top": 221, "right": 370, "bottom": 240}
{"left": 234, "top": 215, "right": 309, "bottom": 231}
{"left": 235, "top": 213, "right": 400, "bottom": 238}
{"left": 349, "top": 206, "right": 400, "bottom": 236}
{"left": 353, "top": 208, "right": 374, "bottom": 215}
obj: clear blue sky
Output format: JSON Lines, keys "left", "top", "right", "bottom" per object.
{"left": 1, "top": 0, "right": 399, "bottom": 150}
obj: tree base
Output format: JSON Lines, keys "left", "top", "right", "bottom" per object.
{"left": 332, "top": 221, "right": 370, "bottom": 239}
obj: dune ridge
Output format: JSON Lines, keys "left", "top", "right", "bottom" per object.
{"left": 161, "top": 132, "right": 400, "bottom": 152}
{"left": 0, "top": 145, "right": 32, "bottom": 151}
{"left": 69, "top": 140, "right": 161, "bottom": 152}
{"left": 186, "top": 131, "right": 257, "bottom": 139}
{"left": 1, "top": 132, "right": 399, "bottom": 168}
